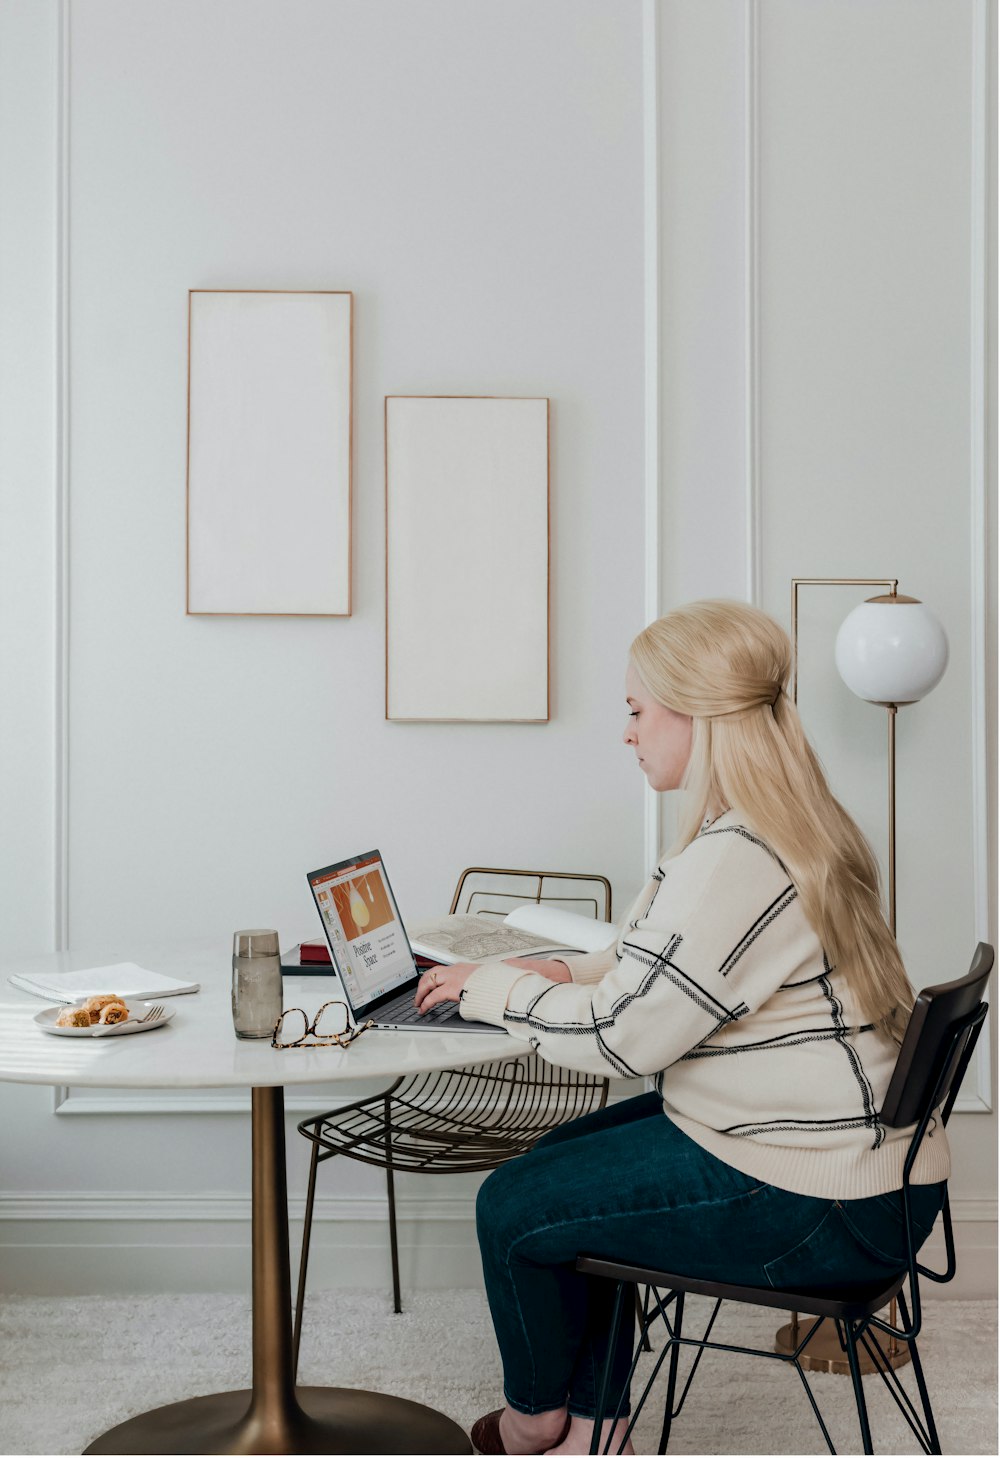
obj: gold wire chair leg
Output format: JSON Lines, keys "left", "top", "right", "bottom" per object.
{"left": 292, "top": 1137, "right": 322, "bottom": 1381}
{"left": 385, "top": 1096, "right": 403, "bottom": 1314}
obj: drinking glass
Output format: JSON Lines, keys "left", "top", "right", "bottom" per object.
{"left": 232, "top": 929, "right": 282, "bottom": 1039}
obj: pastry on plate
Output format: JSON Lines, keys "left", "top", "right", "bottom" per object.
{"left": 97, "top": 1001, "right": 130, "bottom": 1025}
{"left": 83, "top": 994, "right": 123, "bottom": 1023}
{"left": 55, "top": 1006, "right": 92, "bottom": 1028}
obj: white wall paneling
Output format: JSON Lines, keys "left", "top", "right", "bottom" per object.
{"left": 642, "top": 0, "right": 662, "bottom": 869}
{"left": 652, "top": 0, "right": 994, "bottom": 1252}
{"left": 654, "top": 0, "right": 756, "bottom": 858}
{"left": 0, "top": 0, "right": 993, "bottom": 1295}
{"left": 0, "top": 0, "right": 61, "bottom": 956}
{"left": 1, "top": 0, "right": 648, "bottom": 1281}
{"left": 753, "top": 0, "right": 993, "bottom": 1124}
{"left": 0, "top": 1190, "right": 992, "bottom": 1299}
{"left": 743, "top": 0, "right": 761, "bottom": 608}
{"left": 54, "top": 0, "right": 70, "bottom": 952}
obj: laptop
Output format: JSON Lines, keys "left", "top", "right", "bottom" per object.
{"left": 306, "top": 850, "right": 499, "bottom": 1033}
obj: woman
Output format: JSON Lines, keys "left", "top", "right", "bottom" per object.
{"left": 415, "top": 600, "right": 948, "bottom": 1457}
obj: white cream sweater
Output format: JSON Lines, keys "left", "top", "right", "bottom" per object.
{"left": 459, "top": 812, "right": 949, "bottom": 1200}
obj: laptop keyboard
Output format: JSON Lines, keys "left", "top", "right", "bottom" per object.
{"left": 376, "top": 990, "right": 460, "bottom": 1026}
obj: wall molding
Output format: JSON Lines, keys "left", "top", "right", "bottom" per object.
{"left": 52, "top": 1085, "right": 358, "bottom": 1116}
{"left": 54, "top": 0, "right": 70, "bottom": 952}
{"left": 744, "top": 0, "right": 761, "bottom": 609}
{"left": 1, "top": 1191, "right": 992, "bottom": 1300}
{"left": 1, "top": 1189, "right": 994, "bottom": 1227}
{"left": 963, "top": 0, "right": 993, "bottom": 1114}
{"left": 52, "top": 1077, "right": 642, "bottom": 1117}
{"left": 642, "top": 0, "right": 661, "bottom": 871}
{"left": 0, "top": 1191, "right": 477, "bottom": 1224}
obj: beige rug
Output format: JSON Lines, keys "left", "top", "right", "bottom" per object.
{"left": 0, "top": 1289, "right": 994, "bottom": 1455}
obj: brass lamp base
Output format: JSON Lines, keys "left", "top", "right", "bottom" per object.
{"left": 84, "top": 1385, "right": 471, "bottom": 1455}
{"left": 775, "top": 1316, "right": 911, "bottom": 1375}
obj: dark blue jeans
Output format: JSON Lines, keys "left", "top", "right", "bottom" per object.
{"left": 476, "top": 1093, "right": 944, "bottom": 1418}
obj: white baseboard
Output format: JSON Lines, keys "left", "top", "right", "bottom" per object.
{"left": 0, "top": 1192, "right": 994, "bottom": 1299}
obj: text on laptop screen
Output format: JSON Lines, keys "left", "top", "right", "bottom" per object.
{"left": 308, "top": 854, "right": 415, "bottom": 1007}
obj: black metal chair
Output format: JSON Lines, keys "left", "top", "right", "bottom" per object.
{"left": 578, "top": 943, "right": 993, "bottom": 1456}
{"left": 292, "top": 868, "right": 614, "bottom": 1378}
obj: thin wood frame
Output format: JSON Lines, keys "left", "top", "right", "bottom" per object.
{"left": 186, "top": 289, "right": 353, "bottom": 616}
{"left": 384, "top": 395, "right": 551, "bottom": 722}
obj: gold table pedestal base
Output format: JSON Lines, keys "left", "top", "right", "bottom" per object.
{"left": 81, "top": 1087, "right": 471, "bottom": 1455}
{"left": 775, "top": 1316, "right": 911, "bottom": 1375}
{"left": 83, "top": 1385, "right": 471, "bottom": 1455}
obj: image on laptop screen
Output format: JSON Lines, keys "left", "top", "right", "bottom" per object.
{"left": 308, "top": 851, "right": 416, "bottom": 1010}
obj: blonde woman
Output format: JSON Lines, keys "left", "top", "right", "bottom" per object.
{"left": 415, "top": 601, "right": 948, "bottom": 1457}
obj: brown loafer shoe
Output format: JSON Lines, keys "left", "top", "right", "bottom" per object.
{"left": 470, "top": 1408, "right": 572, "bottom": 1455}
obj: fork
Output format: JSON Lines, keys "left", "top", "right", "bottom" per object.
{"left": 93, "top": 1003, "right": 166, "bottom": 1036}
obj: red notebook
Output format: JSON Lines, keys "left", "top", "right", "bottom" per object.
{"left": 298, "top": 939, "right": 332, "bottom": 964}
{"left": 296, "top": 939, "right": 441, "bottom": 969}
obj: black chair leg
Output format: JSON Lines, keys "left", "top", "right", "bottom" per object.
{"left": 658, "top": 1290, "right": 685, "bottom": 1454}
{"left": 898, "top": 1293, "right": 941, "bottom": 1455}
{"left": 636, "top": 1285, "right": 652, "bottom": 1352}
{"left": 845, "top": 1319, "right": 875, "bottom": 1455}
{"left": 384, "top": 1096, "right": 402, "bottom": 1314}
{"left": 292, "top": 1138, "right": 321, "bottom": 1381}
{"left": 591, "top": 1281, "right": 628, "bottom": 1455}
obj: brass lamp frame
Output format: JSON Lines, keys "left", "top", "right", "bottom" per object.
{"left": 776, "top": 577, "right": 913, "bottom": 1376}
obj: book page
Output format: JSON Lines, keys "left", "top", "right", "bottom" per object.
{"left": 407, "top": 915, "right": 573, "bottom": 965}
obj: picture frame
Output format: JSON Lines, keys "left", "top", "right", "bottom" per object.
{"left": 384, "top": 395, "right": 550, "bottom": 722}
{"left": 186, "top": 289, "right": 353, "bottom": 616}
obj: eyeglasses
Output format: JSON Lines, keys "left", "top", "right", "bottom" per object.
{"left": 271, "top": 1000, "right": 374, "bottom": 1050}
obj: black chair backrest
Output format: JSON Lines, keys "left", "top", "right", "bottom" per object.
{"left": 880, "top": 943, "right": 993, "bottom": 1130}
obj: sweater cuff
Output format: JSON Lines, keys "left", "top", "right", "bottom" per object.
{"left": 459, "top": 963, "right": 530, "bottom": 1026}
{"left": 563, "top": 945, "right": 618, "bottom": 986}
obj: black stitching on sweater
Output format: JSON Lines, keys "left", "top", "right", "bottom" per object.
{"left": 680, "top": 1025, "right": 875, "bottom": 1059}
{"left": 722, "top": 1115, "right": 871, "bottom": 1137}
{"left": 718, "top": 885, "right": 798, "bottom": 976}
{"left": 820, "top": 967, "right": 885, "bottom": 1150}
{"left": 620, "top": 938, "right": 733, "bottom": 1021}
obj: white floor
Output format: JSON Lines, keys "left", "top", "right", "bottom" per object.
{"left": 0, "top": 1289, "right": 995, "bottom": 1456}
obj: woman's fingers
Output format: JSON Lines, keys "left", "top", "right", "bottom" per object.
{"left": 418, "top": 985, "right": 453, "bottom": 1014}
{"left": 414, "top": 967, "right": 469, "bottom": 1013}
{"left": 414, "top": 972, "right": 439, "bottom": 1011}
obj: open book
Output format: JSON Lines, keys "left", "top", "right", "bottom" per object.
{"left": 408, "top": 903, "right": 617, "bottom": 966}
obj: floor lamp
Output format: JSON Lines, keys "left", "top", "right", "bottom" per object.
{"left": 774, "top": 578, "right": 949, "bottom": 1375}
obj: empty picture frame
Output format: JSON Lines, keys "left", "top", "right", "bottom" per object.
{"left": 186, "top": 290, "right": 352, "bottom": 615}
{"left": 385, "top": 395, "right": 549, "bottom": 721}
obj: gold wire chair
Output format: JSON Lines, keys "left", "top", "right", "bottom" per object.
{"left": 292, "top": 868, "right": 613, "bottom": 1373}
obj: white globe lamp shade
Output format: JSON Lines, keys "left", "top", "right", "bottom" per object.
{"left": 834, "top": 596, "right": 949, "bottom": 705}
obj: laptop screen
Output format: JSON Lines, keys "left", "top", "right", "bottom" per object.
{"left": 307, "top": 851, "right": 417, "bottom": 1012}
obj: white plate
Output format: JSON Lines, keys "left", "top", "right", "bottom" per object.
{"left": 34, "top": 1001, "right": 176, "bottom": 1038}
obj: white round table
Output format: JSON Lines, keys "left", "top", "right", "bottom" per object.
{"left": 0, "top": 941, "right": 521, "bottom": 1455}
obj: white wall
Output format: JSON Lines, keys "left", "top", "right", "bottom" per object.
{"left": 654, "top": 0, "right": 996, "bottom": 1291}
{"left": 0, "top": 0, "right": 648, "bottom": 1292}
{"left": 753, "top": 0, "right": 996, "bottom": 1234}
{"left": 0, "top": 0, "right": 995, "bottom": 1298}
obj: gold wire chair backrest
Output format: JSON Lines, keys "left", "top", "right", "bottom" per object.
{"left": 448, "top": 867, "right": 612, "bottom": 923}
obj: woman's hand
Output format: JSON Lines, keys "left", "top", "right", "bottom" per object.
{"left": 413, "top": 957, "right": 573, "bottom": 1016}
{"left": 413, "top": 963, "right": 477, "bottom": 1015}
{"left": 502, "top": 956, "right": 573, "bottom": 982}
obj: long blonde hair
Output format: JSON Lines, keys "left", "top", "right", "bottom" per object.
{"left": 630, "top": 600, "right": 912, "bottom": 1037}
